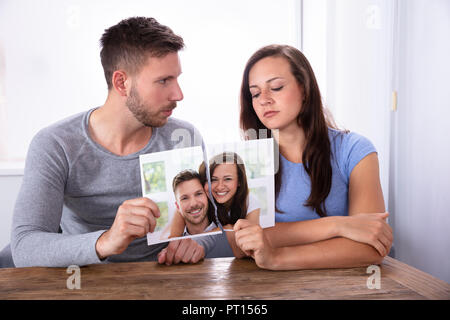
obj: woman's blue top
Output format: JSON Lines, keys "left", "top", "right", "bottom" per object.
{"left": 275, "top": 128, "right": 377, "bottom": 222}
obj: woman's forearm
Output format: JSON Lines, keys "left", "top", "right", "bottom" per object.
{"left": 264, "top": 216, "right": 344, "bottom": 248}
{"left": 169, "top": 210, "right": 186, "bottom": 238}
{"left": 270, "top": 237, "right": 383, "bottom": 271}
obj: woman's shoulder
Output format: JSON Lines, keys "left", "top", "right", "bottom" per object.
{"left": 328, "top": 128, "right": 375, "bottom": 154}
{"left": 328, "top": 128, "right": 377, "bottom": 181}
{"left": 246, "top": 192, "right": 261, "bottom": 214}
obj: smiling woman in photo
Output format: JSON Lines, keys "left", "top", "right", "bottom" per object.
{"left": 200, "top": 152, "right": 260, "bottom": 228}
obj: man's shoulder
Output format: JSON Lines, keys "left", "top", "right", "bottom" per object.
{"left": 30, "top": 109, "right": 90, "bottom": 154}
{"left": 37, "top": 110, "right": 87, "bottom": 139}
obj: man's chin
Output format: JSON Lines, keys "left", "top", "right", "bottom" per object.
{"left": 141, "top": 117, "right": 168, "bottom": 128}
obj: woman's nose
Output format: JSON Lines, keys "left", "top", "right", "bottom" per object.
{"left": 258, "top": 90, "right": 273, "bottom": 106}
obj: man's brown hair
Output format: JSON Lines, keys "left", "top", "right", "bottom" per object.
{"left": 100, "top": 16, "right": 184, "bottom": 90}
{"left": 172, "top": 170, "right": 201, "bottom": 193}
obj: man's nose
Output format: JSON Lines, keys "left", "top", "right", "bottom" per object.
{"left": 170, "top": 80, "right": 184, "bottom": 101}
{"left": 189, "top": 198, "right": 200, "bottom": 209}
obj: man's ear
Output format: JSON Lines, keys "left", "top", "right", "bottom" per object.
{"left": 112, "top": 70, "right": 129, "bottom": 97}
{"left": 174, "top": 201, "right": 180, "bottom": 211}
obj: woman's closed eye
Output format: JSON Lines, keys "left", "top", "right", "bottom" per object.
{"left": 250, "top": 86, "right": 283, "bottom": 99}
{"left": 271, "top": 86, "right": 283, "bottom": 91}
{"left": 251, "top": 92, "right": 260, "bottom": 99}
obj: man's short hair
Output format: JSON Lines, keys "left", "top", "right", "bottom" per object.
{"left": 100, "top": 16, "right": 185, "bottom": 90}
{"left": 172, "top": 170, "right": 202, "bottom": 193}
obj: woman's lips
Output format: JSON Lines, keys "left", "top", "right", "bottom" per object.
{"left": 263, "top": 111, "right": 278, "bottom": 118}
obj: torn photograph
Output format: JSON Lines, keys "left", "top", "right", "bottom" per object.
{"left": 140, "top": 138, "right": 275, "bottom": 246}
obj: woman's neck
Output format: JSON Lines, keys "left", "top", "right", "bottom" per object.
{"left": 273, "top": 124, "right": 306, "bottom": 163}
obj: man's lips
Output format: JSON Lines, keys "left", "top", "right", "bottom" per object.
{"left": 161, "top": 109, "right": 173, "bottom": 117}
{"left": 187, "top": 207, "right": 203, "bottom": 216}
{"left": 161, "top": 104, "right": 177, "bottom": 117}
{"left": 263, "top": 110, "right": 279, "bottom": 118}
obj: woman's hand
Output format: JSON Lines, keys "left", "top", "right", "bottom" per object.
{"left": 338, "top": 212, "right": 393, "bottom": 257}
{"left": 234, "top": 219, "right": 278, "bottom": 269}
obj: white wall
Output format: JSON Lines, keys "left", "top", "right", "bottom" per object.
{"left": 390, "top": 0, "right": 450, "bottom": 283}
{"left": 304, "top": 0, "right": 450, "bottom": 283}
{"left": 0, "top": 173, "right": 22, "bottom": 250}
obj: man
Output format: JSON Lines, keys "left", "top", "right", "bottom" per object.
{"left": 158, "top": 170, "right": 234, "bottom": 262}
{"left": 11, "top": 17, "right": 214, "bottom": 267}
{"left": 173, "top": 170, "right": 217, "bottom": 236}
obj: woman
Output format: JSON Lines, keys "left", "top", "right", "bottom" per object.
{"left": 169, "top": 152, "right": 260, "bottom": 257}
{"left": 234, "top": 44, "right": 393, "bottom": 270}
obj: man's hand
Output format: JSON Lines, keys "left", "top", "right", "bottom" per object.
{"left": 95, "top": 197, "right": 160, "bottom": 260}
{"left": 157, "top": 239, "right": 204, "bottom": 265}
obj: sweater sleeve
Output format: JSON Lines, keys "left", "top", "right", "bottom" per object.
{"left": 11, "top": 129, "right": 105, "bottom": 267}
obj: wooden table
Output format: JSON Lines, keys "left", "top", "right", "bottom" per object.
{"left": 0, "top": 256, "right": 448, "bottom": 300}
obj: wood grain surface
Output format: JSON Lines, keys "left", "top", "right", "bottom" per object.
{"left": 0, "top": 256, "right": 449, "bottom": 300}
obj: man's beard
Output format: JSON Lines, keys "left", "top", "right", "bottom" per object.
{"left": 126, "top": 85, "right": 176, "bottom": 127}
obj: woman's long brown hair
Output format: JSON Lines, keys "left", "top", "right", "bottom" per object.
{"left": 240, "top": 44, "right": 336, "bottom": 217}
{"left": 199, "top": 152, "right": 249, "bottom": 225}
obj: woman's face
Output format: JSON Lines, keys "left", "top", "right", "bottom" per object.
{"left": 210, "top": 164, "right": 239, "bottom": 204}
{"left": 248, "top": 56, "right": 304, "bottom": 132}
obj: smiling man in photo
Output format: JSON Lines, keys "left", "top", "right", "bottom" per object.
{"left": 172, "top": 170, "right": 217, "bottom": 236}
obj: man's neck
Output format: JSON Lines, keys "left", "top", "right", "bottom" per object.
{"left": 88, "top": 96, "right": 152, "bottom": 156}
{"left": 186, "top": 220, "right": 210, "bottom": 235}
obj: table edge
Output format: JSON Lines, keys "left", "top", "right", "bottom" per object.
{"left": 382, "top": 256, "right": 450, "bottom": 300}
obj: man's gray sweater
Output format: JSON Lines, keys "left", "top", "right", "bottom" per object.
{"left": 11, "top": 108, "right": 219, "bottom": 267}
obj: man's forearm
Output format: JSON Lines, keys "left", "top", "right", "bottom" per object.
{"left": 11, "top": 229, "right": 106, "bottom": 267}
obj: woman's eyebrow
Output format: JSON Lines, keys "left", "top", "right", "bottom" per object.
{"left": 211, "top": 175, "right": 233, "bottom": 178}
{"left": 249, "top": 76, "right": 284, "bottom": 88}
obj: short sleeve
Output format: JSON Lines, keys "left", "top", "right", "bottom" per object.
{"left": 246, "top": 193, "right": 261, "bottom": 215}
{"left": 336, "top": 131, "right": 377, "bottom": 184}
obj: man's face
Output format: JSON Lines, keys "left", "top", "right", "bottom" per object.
{"left": 126, "top": 52, "right": 183, "bottom": 127}
{"left": 175, "top": 179, "right": 209, "bottom": 228}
